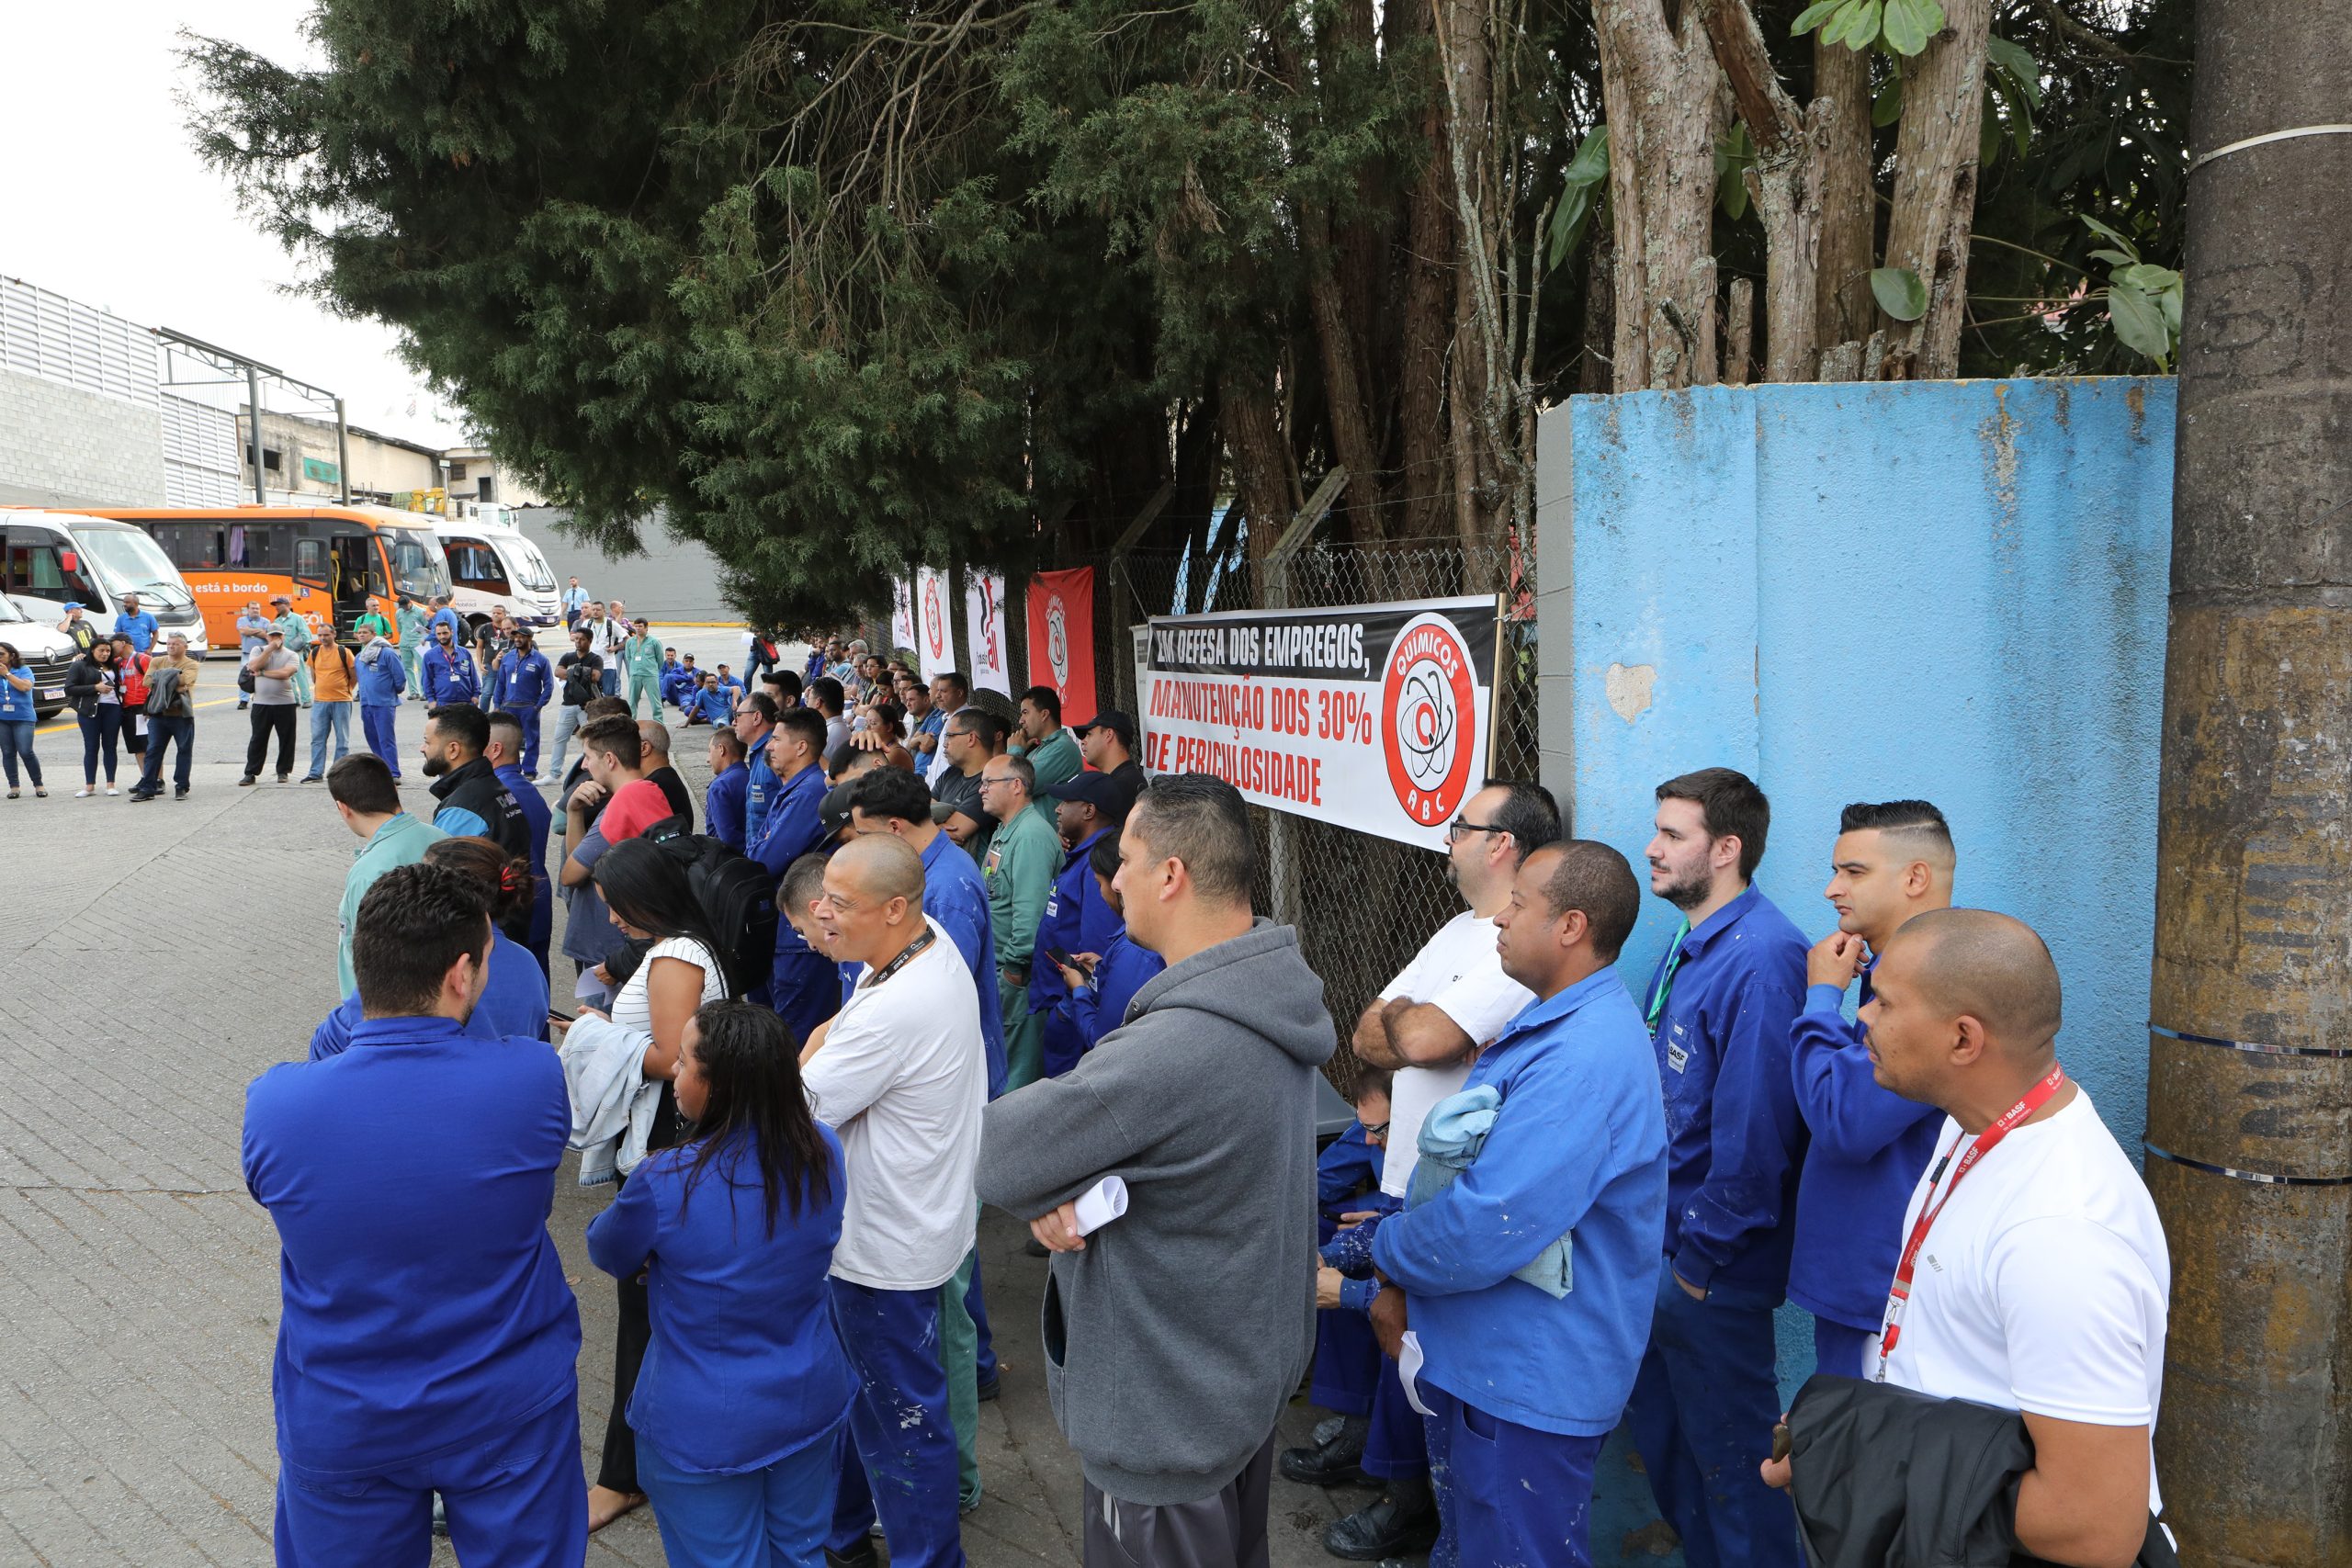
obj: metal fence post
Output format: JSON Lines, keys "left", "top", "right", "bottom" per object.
{"left": 1257, "top": 471, "right": 1348, "bottom": 931}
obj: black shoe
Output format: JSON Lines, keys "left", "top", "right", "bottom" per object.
{"left": 1322, "top": 1483, "right": 1439, "bottom": 1561}
{"left": 238, "top": 776, "right": 257, "bottom": 787}
{"left": 174, "top": 788, "right": 188, "bottom": 800}
{"left": 824, "top": 1544, "right": 878, "bottom": 1568}
{"left": 277, "top": 772, "right": 291, "bottom": 783}
{"left": 300, "top": 774, "right": 322, "bottom": 784}
{"left": 129, "top": 790, "right": 156, "bottom": 803}
{"left": 977, "top": 1372, "right": 1001, "bottom": 1403}
{"left": 1280, "top": 1415, "right": 1369, "bottom": 1487}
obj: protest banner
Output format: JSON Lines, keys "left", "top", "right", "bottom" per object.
{"left": 890, "top": 579, "right": 917, "bottom": 655}
{"left": 915, "top": 565, "right": 953, "bottom": 682}
{"left": 1143, "top": 595, "right": 1501, "bottom": 851}
{"left": 1026, "top": 568, "right": 1097, "bottom": 719}
{"left": 965, "top": 569, "right": 1012, "bottom": 694}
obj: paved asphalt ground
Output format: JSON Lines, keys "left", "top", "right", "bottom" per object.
{"left": 0, "top": 627, "right": 1363, "bottom": 1567}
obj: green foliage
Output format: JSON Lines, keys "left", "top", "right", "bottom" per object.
{"left": 1794, "top": 0, "right": 1946, "bottom": 58}
{"left": 1547, "top": 124, "right": 1611, "bottom": 270}
{"left": 1871, "top": 266, "right": 1929, "bottom": 321}
{"left": 2082, "top": 217, "right": 2182, "bottom": 368}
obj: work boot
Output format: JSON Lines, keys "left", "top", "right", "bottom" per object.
{"left": 1279, "top": 1414, "right": 1369, "bottom": 1487}
{"left": 1322, "top": 1473, "right": 1439, "bottom": 1561}
{"left": 1311, "top": 1413, "right": 1348, "bottom": 1448}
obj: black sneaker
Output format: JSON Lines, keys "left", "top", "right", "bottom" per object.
{"left": 300, "top": 774, "right": 323, "bottom": 784}
{"left": 174, "top": 788, "right": 189, "bottom": 800}
{"left": 977, "top": 1371, "right": 1001, "bottom": 1403}
{"left": 238, "top": 776, "right": 257, "bottom": 787}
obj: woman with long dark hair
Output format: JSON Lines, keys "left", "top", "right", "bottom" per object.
{"left": 62, "top": 637, "right": 122, "bottom": 796}
{"left": 0, "top": 642, "right": 45, "bottom": 798}
{"left": 582, "top": 836, "right": 732, "bottom": 1531}
{"left": 421, "top": 836, "right": 550, "bottom": 1042}
{"left": 587, "top": 1002, "right": 851, "bottom": 1567}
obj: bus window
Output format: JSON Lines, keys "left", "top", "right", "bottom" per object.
{"left": 295, "top": 536, "right": 329, "bottom": 589}
{"left": 4, "top": 525, "right": 102, "bottom": 605}
{"left": 152, "top": 521, "right": 223, "bottom": 570}
{"left": 379, "top": 525, "right": 453, "bottom": 602}
{"left": 225, "top": 521, "right": 298, "bottom": 571}
{"left": 446, "top": 537, "right": 510, "bottom": 593}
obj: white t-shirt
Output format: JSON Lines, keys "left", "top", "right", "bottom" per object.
{"left": 610, "top": 936, "right": 729, "bottom": 1034}
{"left": 1881, "top": 1088, "right": 2170, "bottom": 1513}
{"left": 1375, "top": 908, "right": 1535, "bottom": 1198}
{"left": 801, "top": 918, "right": 986, "bottom": 1291}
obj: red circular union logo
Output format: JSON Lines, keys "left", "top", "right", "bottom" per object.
{"left": 1381, "top": 613, "right": 1477, "bottom": 828}
{"left": 923, "top": 579, "right": 944, "bottom": 658}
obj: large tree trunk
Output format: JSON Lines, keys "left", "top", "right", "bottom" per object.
{"left": 1396, "top": 37, "right": 1455, "bottom": 540}
{"left": 1579, "top": 225, "right": 1618, "bottom": 393}
{"left": 1882, "top": 0, "right": 1989, "bottom": 378}
{"left": 1595, "top": 0, "right": 1722, "bottom": 390}
{"left": 1700, "top": 0, "right": 1821, "bottom": 383}
{"left": 1225, "top": 369, "right": 1296, "bottom": 569}
{"left": 1812, "top": 34, "right": 1876, "bottom": 365}
{"left": 1302, "top": 197, "right": 1388, "bottom": 544}
{"left": 1438, "top": 0, "right": 1499, "bottom": 551}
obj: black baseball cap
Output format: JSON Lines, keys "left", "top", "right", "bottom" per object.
{"left": 1072, "top": 709, "right": 1136, "bottom": 750}
{"left": 1047, "top": 770, "right": 1128, "bottom": 816}
{"left": 820, "top": 782, "right": 857, "bottom": 837}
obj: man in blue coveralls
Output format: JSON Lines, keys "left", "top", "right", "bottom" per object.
{"left": 492, "top": 627, "right": 555, "bottom": 778}
{"left": 243, "top": 862, "right": 583, "bottom": 1568}
{"left": 1625, "top": 766, "right": 1809, "bottom": 1568}
{"left": 1372, "top": 840, "right": 1669, "bottom": 1568}
{"left": 1787, "top": 800, "right": 1951, "bottom": 1375}
{"left": 1028, "top": 771, "right": 1128, "bottom": 1078}
{"left": 749, "top": 708, "right": 834, "bottom": 1031}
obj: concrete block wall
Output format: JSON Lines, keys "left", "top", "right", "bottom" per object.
{"left": 0, "top": 367, "right": 167, "bottom": 508}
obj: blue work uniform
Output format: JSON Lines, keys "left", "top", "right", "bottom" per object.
{"left": 1055, "top": 930, "right": 1166, "bottom": 1056}
{"left": 741, "top": 731, "right": 779, "bottom": 842}
{"left": 1308, "top": 1123, "right": 1385, "bottom": 1419}
{"left": 243, "top": 1016, "right": 583, "bottom": 1567}
{"left": 587, "top": 1127, "right": 855, "bottom": 1562}
{"left": 1374, "top": 966, "right": 1669, "bottom": 1568}
{"left": 1786, "top": 963, "right": 1940, "bottom": 1377}
{"left": 420, "top": 643, "right": 479, "bottom": 706}
{"left": 921, "top": 831, "right": 1007, "bottom": 1100}
{"left": 429, "top": 605, "right": 464, "bottom": 645}
{"left": 752, "top": 764, "right": 834, "bottom": 1036}
{"left": 1027, "top": 827, "right": 1122, "bottom": 1078}
{"left": 495, "top": 761, "right": 557, "bottom": 977}
{"left": 910, "top": 706, "right": 946, "bottom": 778}
{"left": 493, "top": 649, "right": 555, "bottom": 773}
{"left": 1625, "top": 886, "right": 1809, "bottom": 1568}
{"left": 355, "top": 642, "right": 406, "bottom": 778}
{"left": 687, "top": 685, "right": 732, "bottom": 726}
{"left": 707, "top": 761, "right": 750, "bottom": 853}
{"left": 310, "top": 931, "right": 550, "bottom": 1057}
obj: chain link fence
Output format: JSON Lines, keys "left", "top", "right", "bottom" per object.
{"left": 861, "top": 532, "right": 1539, "bottom": 1098}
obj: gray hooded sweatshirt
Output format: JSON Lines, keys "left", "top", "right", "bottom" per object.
{"left": 976, "top": 919, "right": 1334, "bottom": 1505}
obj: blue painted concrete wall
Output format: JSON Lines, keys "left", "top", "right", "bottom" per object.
{"left": 1533, "top": 378, "right": 2174, "bottom": 1563}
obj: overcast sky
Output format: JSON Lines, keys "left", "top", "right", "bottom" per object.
{"left": 0, "top": 1, "right": 469, "bottom": 446}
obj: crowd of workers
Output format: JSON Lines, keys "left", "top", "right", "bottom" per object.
{"left": 217, "top": 597, "right": 2170, "bottom": 1568}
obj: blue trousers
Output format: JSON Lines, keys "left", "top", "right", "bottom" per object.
{"left": 827, "top": 1280, "right": 965, "bottom": 1568}
{"left": 965, "top": 1255, "right": 997, "bottom": 1385}
{"left": 134, "top": 714, "right": 194, "bottom": 795}
{"left": 500, "top": 705, "right": 543, "bottom": 774}
{"left": 1812, "top": 1316, "right": 1873, "bottom": 1381}
{"left": 77, "top": 707, "right": 119, "bottom": 785}
{"left": 309, "top": 701, "right": 352, "bottom": 777}
{"left": 1421, "top": 1382, "right": 1602, "bottom": 1568}
{"left": 361, "top": 705, "right": 401, "bottom": 777}
{"left": 1363, "top": 1349, "right": 1430, "bottom": 1480}
{"left": 1626, "top": 1272, "right": 1799, "bottom": 1568}
{"left": 1310, "top": 1301, "right": 1381, "bottom": 1418}
{"left": 600, "top": 666, "right": 620, "bottom": 697}
{"left": 273, "top": 1387, "right": 586, "bottom": 1568}
{"left": 771, "top": 946, "right": 841, "bottom": 1043}
{"left": 640, "top": 1422, "right": 841, "bottom": 1568}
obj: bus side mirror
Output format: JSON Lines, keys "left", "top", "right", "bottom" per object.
{"left": 59, "top": 551, "right": 78, "bottom": 573}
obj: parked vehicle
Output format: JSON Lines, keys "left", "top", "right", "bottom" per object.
{"left": 0, "top": 593, "right": 82, "bottom": 719}
{"left": 0, "top": 510, "right": 210, "bottom": 655}
{"left": 89, "top": 505, "right": 453, "bottom": 649}
{"left": 435, "top": 516, "right": 562, "bottom": 634}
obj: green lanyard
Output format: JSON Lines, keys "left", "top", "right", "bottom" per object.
{"left": 1645, "top": 919, "right": 1692, "bottom": 1033}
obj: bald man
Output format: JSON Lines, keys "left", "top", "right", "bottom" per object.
{"left": 1787, "top": 801, "right": 1954, "bottom": 1377}
{"left": 803, "top": 837, "right": 982, "bottom": 1568}
{"left": 1767, "top": 908, "right": 2170, "bottom": 1568}
{"left": 635, "top": 718, "right": 694, "bottom": 827}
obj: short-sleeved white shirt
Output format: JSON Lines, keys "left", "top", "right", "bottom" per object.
{"left": 610, "top": 937, "right": 729, "bottom": 1034}
{"left": 801, "top": 918, "right": 986, "bottom": 1291}
{"left": 1881, "top": 1088, "right": 2170, "bottom": 1513}
{"left": 1375, "top": 908, "right": 1534, "bottom": 1198}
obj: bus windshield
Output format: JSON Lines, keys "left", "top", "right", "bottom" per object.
{"left": 380, "top": 525, "right": 453, "bottom": 601}
{"left": 508, "top": 539, "right": 558, "bottom": 594}
{"left": 69, "top": 524, "right": 195, "bottom": 609}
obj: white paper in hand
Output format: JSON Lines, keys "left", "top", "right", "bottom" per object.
{"left": 1397, "top": 1330, "right": 1435, "bottom": 1416}
{"left": 1071, "top": 1176, "right": 1129, "bottom": 1237}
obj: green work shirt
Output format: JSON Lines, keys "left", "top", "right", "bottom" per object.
{"left": 355, "top": 609, "right": 394, "bottom": 644}
{"left": 1020, "top": 728, "right": 1081, "bottom": 793}
{"left": 276, "top": 611, "right": 313, "bottom": 655}
{"left": 624, "top": 634, "right": 665, "bottom": 681}
{"left": 981, "top": 802, "right": 1062, "bottom": 973}
{"left": 338, "top": 814, "right": 448, "bottom": 996}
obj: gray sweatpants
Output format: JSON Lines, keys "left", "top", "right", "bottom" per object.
{"left": 1082, "top": 1434, "right": 1274, "bottom": 1568}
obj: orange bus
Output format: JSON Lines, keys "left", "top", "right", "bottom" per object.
{"left": 86, "top": 506, "right": 454, "bottom": 651}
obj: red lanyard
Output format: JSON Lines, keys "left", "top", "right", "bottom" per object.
{"left": 1875, "top": 1063, "right": 2066, "bottom": 1375}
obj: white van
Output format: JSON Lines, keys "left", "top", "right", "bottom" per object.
{"left": 434, "top": 517, "right": 563, "bottom": 635}
{"left": 0, "top": 593, "right": 82, "bottom": 720}
{"left": 0, "top": 510, "right": 210, "bottom": 656}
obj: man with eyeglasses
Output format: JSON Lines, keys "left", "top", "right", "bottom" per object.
{"left": 1286, "top": 779, "right": 1561, "bottom": 1559}
{"left": 978, "top": 752, "right": 1058, "bottom": 1092}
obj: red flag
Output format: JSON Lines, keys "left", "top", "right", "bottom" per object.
{"left": 1026, "top": 568, "right": 1098, "bottom": 721}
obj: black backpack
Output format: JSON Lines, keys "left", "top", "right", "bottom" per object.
{"left": 644, "top": 817, "right": 778, "bottom": 999}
